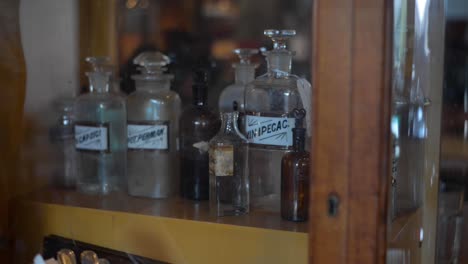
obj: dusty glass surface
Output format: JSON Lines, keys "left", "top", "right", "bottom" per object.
{"left": 126, "top": 51, "right": 181, "bottom": 199}
{"left": 244, "top": 29, "right": 310, "bottom": 212}
{"left": 209, "top": 111, "right": 249, "bottom": 216}
{"left": 74, "top": 57, "right": 127, "bottom": 195}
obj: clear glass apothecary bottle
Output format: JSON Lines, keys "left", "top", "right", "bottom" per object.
{"left": 74, "top": 57, "right": 127, "bottom": 195}
{"left": 126, "top": 52, "right": 181, "bottom": 199}
{"left": 50, "top": 97, "right": 76, "bottom": 188}
{"left": 218, "top": 48, "right": 258, "bottom": 112}
{"left": 209, "top": 107, "right": 249, "bottom": 216}
{"left": 244, "top": 29, "right": 310, "bottom": 212}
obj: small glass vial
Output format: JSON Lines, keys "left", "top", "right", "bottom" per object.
{"left": 218, "top": 48, "right": 258, "bottom": 112}
{"left": 180, "top": 69, "right": 221, "bottom": 200}
{"left": 127, "top": 52, "right": 181, "bottom": 198}
{"left": 74, "top": 57, "right": 127, "bottom": 194}
{"left": 209, "top": 103, "right": 249, "bottom": 216}
{"left": 50, "top": 98, "right": 76, "bottom": 188}
{"left": 244, "top": 29, "right": 310, "bottom": 212}
{"left": 281, "top": 108, "right": 309, "bottom": 222}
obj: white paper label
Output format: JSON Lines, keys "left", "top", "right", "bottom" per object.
{"left": 245, "top": 115, "right": 295, "bottom": 147}
{"left": 209, "top": 146, "right": 234, "bottom": 176}
{"left": 75, "top": 125, "right": 108, "bottom": 151}
{"left": 297, "top": 78, "right": 312, "bottom": 137}
{"left": 127, "top": 124, "right": 168, "bottom": 150}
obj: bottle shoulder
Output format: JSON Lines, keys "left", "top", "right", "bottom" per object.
{"left": 75, "top": 93, "right": 126, "bottom": 106}
{"left": 249, "top": 73, "right": 301, "bottom": 88}
{"left": 282, "top": 151, "right": 310, "bottom": 162}
{"left": 128, "top": 89, "right": 181, "bottom": 101}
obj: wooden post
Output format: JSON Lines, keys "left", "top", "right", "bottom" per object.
{"left": 309, "top": 0, "right": 392, "bottom": 263}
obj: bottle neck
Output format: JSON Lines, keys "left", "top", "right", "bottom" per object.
{"left": 135, "top": 79, "right": 170, "bottom": 92}
{"left": 193, "top": 84, "right": 207, "bottom": 106}
{"left": 234, "top": 64, "right": 255, "bottom": 85}
{"left": 220, "top": 112, "right": 239, "bottom": 135}
{"left": 87, "top": 72, "right": 110, "bottom": 93}
{"left": 292, "top": 129, "right": 306, "bottom": 152}
{"left": 266, "top": 52, "right": 292, "bottom": 78}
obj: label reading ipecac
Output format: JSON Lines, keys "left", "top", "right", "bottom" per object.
{"left": 210, "top": 145, "right": 234, "bottom": 177}
{"left": 75, "top": 124, "right": 109, "bottom": 151}
{"left": 127, "top": 123, "right": 169, "bottom": 150}
{"left": 245, "top": 115, "right": 295, "bottom": 147}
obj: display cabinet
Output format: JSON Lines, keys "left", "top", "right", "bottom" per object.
{"left": 0, "top": 0, "right": 449, "bottom": 263}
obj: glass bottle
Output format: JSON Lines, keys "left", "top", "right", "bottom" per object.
{"left": 50, "top": 98, "right": 76, "bottom": 188}
{"left": 126, "top": 52, "right": 181, "bottom": 199}
{"left": 218, "top": 48, "right": 258, "bottom": 112}
{"left": 209, "top": 104, "right": 249, "bottom": 216}
{"left": 281, "top": 108, "right": 309, "bottom": 222}
{"left": 180, "top": 69, "right": 221, "bottom": 200}
{"left": 74, "top": 57, "right": 127, "bottom": 194}
{"left": 244, "top": 29, "right": 309, "bottom": 212}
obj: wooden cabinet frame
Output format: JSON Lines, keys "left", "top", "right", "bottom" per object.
{"left": 309, "top": 0, "right": 392, "bottom": 263}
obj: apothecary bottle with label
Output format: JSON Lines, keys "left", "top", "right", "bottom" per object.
{"left": 74, "top": 57, "right": 127, "bottom": 195}
{"left": 244, "top": 29, "right": 310, "bottom": 211}
{"left": 218, "top": 48, "right": 257, "bottom": 112}
{"left": 281, "top": 108, "right": 309, "bottom": 222}
{"left": 180, "top": 69, "right": 221, "bottom": 200}
{"left": 126, "top": 52, "right": 181, "bottom": 198}
{"left": 209, "top": 103, "right": 249, "bottom": 216}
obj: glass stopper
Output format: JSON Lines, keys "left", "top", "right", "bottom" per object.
{"left": 233, "top": 48, "right": 258, "bottom": 64}
{"left": 85, "top": 57, "right": 112, "bottom": 73}
{"left": 293, "top": 108, "right": 306, "bottom": 128}
{"left": 264, "top": 29, "right": 296, "bottom": 50}
{"left": 133, "top": 51, "right": 170, "bottom": 74}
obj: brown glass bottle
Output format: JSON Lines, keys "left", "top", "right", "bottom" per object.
{"left": 180, "top": 69, "right": 221, "bottom": 200}
{"left": 281, "top": 109, "right": 310, "bottom": 222}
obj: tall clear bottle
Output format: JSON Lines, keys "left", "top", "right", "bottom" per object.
{"left": 209, "top": 103, "right": 249, "bottom": 216}
{"left": 244, "top": 29, "right": 310, "bottom": 212}
{"left": 74, "top": 57, "right": 127, "bottom": 194}
{"left": 180, "top": 69, "right": 221, "bottom": 200}
{"left": 50, "top": 98, "right": 76, "bottom": 188}
{"left": 218, "top": 48, "right": 258, "bottom": 112}
{"left": 126, "top": 52, "right": 181, "bottom": 198}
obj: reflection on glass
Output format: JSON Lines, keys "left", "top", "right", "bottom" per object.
{"left": 116, "top": 0, "right": 311, "bottom": 109}
{"left": 390, "top": 0, "right": 431, "bottom": 217}
{"left": 436, "top": 182, "right": 464, "bottom": 264}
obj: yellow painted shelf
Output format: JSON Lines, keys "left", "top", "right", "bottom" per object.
{"left": 12, "top": 188, "right": 308, "bottom": 264}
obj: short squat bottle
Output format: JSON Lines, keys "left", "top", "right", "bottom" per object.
{"left": 126, "top": 52, "right": 181, "bottom": 198}
{"left": 180, "top": 69, "right": 221, "bottom": 200}
{"left": 209, "top": 103, "right": 249, "bottom": 216}
{"left": 74, "top": 57, "right": 127, "bottom": 194}
{"left": 281, "top": 108, "right": 310, "bottom": 222}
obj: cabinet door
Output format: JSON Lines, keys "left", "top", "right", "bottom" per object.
{"left": 309, "top": 0, "right": 445, "bottom": 263}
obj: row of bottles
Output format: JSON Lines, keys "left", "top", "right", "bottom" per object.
{"left": 53, "top": 29, "right": 311, "bottom": 222}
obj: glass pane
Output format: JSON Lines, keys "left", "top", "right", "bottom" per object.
{"left": 440, "top": 0, "right": 468, "bottom": 263}
{"left": 388, "top": 0, "right": 446, "bottom": 263}
{"left": 3, "top": 0, "right": 312, "bottom": 263}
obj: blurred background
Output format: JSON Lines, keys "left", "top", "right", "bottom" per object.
{"left": 114, "top": 0, "right": 312, "bottom": 107}
{"left": 440, "top": 0, "right": 468, "bottom": 262}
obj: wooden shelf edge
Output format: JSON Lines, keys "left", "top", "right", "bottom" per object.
{"left": 12, "top": 191, "right": 308, "bottom": 264}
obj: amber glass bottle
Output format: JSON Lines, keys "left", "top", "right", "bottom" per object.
{"left": 180, "top": 69, "right": 221, "bottom": 200}
{"left": 281, "top": 108, "right": 310, "bottom": 222}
